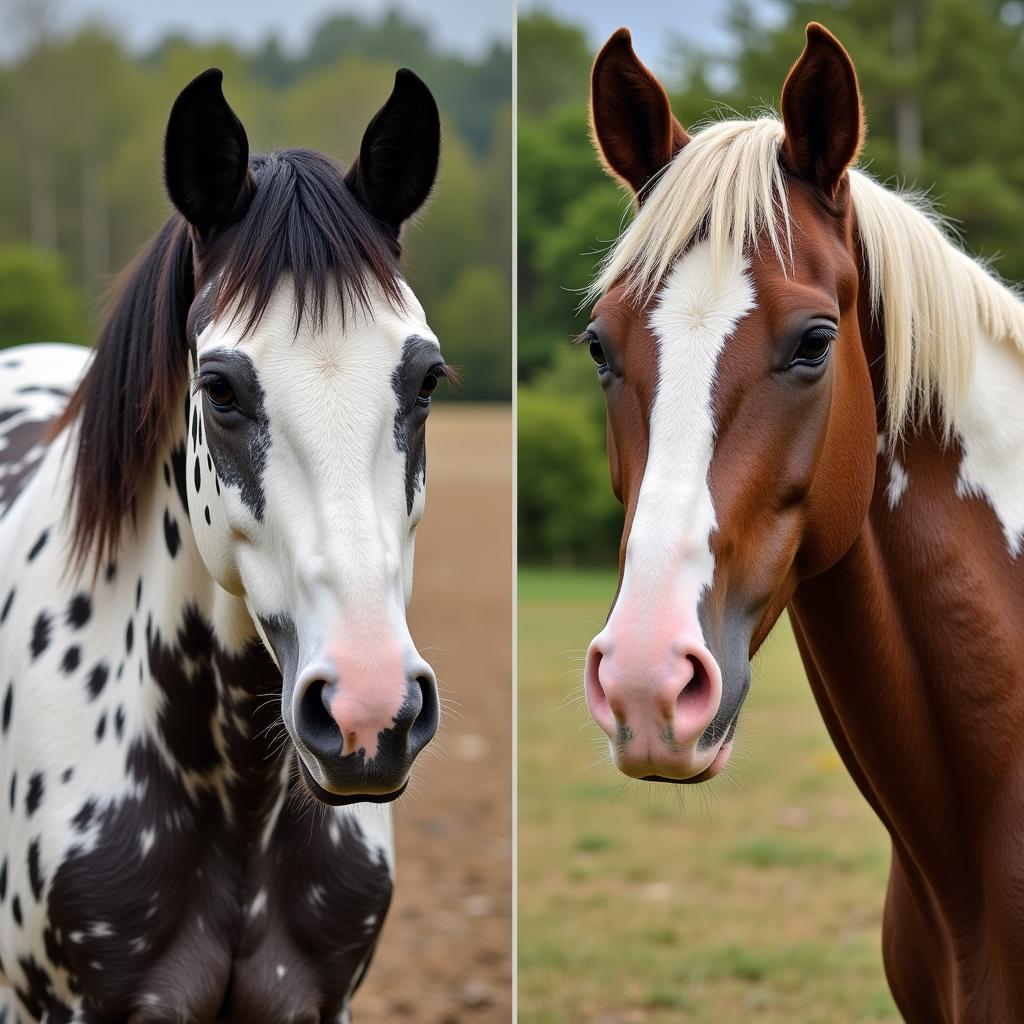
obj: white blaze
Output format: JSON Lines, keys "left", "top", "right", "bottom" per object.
{"left": 615, "top": 242, "right": 755, "bottom": 629}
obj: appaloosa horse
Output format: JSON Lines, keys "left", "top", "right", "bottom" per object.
{"left": 580, "top": 23, "right": 1024, "bottom": 1023}
{"left": 0, "top": 66, "right": 451, "bottom": 1022}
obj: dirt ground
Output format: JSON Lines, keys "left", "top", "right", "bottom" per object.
{"left": 354, "top": 405, "right": 513, "bottom": 1024}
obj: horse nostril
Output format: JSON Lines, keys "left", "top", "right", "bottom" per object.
{"left": 407, "top": 673, "right": 439, "bottom": 755}
{"left": 584, "top": 647, "right": 609, "bottom": 714}
{"left": 677, "top": 655, "right": 709, "bottom": 710}
{"left": 297, "top": 678, "right": 343, "bottom": 761}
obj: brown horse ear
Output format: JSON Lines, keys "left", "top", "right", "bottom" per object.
{"left": 780, "top": 23, "right": 864, "bottom": 196}
{"left": 590, "top": 28, "right": 690, "bottom": 201}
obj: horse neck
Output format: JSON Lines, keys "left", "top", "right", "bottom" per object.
{"left": 119, "top": 407, "right": 292, "bottom": 825}
{"left": 788, "top": 307, "right": 1024, "bottom": 911}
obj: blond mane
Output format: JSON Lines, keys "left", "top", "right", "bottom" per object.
{"left": 588, "top": 116, "right": 1024, "bottom": 442}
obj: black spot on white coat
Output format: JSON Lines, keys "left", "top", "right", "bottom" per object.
{"left": 26, "top": 530, "right": 48, "bottom": 561}
{"left": 25, "top": 772, "right": 44, "bottom": 816}
{"left": 66, "top": 593, "right": 91, "bottom": 629}
{"left": 60, "top": 646, "right": 80, "bottom": 674}
{"left": 30, "top": 611, "right": 50, "bottom": 659}
{"left": 27, "top": 839, "right": 44, "bottom": 901}
{"left": 164, "top": 507, "right": 181, "bottom": 558}
{"left": 85, "top": 662, "right": 108, "bottom": 701}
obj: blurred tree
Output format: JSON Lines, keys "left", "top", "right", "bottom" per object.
{"left": 0, "top": 245, "right": 85, "bottom": 347}
{"left": 434, "top": 266, "right": 511, "bottom": 400}
{"left": 517, "top": 386, "right": 621, "bottom": 565}
{"left": 248, "top": 9, "right": 512, "bottom": 154}
{"left": 723, "top": 0, "right": 1024, "bottom": 275}
{"left": 280, "top": 57, "right": 397, "bottom": 158}
{"left": 517, "top": 11, "right": 591, "bottom": 120}
{"left": 303, "top": 10, "right": 433, "bottom": 71}
{"left": 517, "top": 108, "right": 623, "bottom": 379}
{"left": 0, "top": 7, "right": 510, "bottom": 402}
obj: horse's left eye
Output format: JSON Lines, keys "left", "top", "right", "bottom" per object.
{"left": 417, "top": 371, "right": 439, "bottom": 404}
{"left": 204, "top": 375, "right": 236, "bottom": 408}
{"left": 791, "top": 326, "right": 836, "bottom": 367}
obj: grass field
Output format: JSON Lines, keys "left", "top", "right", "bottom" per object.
{"left": 518, "top": 568, "right": 899, "bottom": 1024}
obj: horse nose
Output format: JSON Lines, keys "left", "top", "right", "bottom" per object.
{"left": 585, "top": 631, "right": 724, "bottom": 779}
{"left": 294, "top": 661, "right": 439, "bottom": 764}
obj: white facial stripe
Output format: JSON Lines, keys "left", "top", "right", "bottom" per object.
{"left": 953, "top": 324, "right": 1024, "bottom": 556}
{"left": 617, "top": 242, "right": 755, "bottom": 627}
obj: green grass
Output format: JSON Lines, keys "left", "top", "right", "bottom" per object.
{"left": 517, "top": 568, "right": 899, "bottom": 1023}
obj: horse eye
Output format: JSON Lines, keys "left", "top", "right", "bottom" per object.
{"left": 418, "top": 371, "right": 439, "bottom": 401}
{"left": 204, "top": 374, "right": 236, "bottom": 408}
{"left": 589, "top": 339, "right": 607, "bottom": 368}
{"left": 792, "top": 326, "right": 836, "bottom": 367}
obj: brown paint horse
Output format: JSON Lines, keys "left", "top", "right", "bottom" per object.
{"left": 580, "top": 23, "right": 1024, "bottom": 1022}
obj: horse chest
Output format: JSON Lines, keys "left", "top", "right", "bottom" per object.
{"left": 17, "top": 780, "right": 391, "bottom": 1024}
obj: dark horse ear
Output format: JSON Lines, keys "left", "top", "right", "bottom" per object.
{"left": 164, "top": 68, "right": 250, "bottom": 237}
{"left": 590, "top": 28, "right": 690, "bottom": 201}
{"left": 781, "top": 23, "right": 864, "bottom": 197}
{"left": 346, "top": 69, "right": 440, "bottom": 236}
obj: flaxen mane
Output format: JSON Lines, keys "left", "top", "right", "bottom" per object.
{"left": 588, "top": 116, "right": 1024, "bottom": 442}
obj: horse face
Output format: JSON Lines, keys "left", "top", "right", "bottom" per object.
{"left": 582, "top": 25, "right": 877, "bottom": 783}
{"left": 188, "top": 282, "right": 444, "bottom": 803}
{"left": 164, "top": 67, "right": 443, "bottom": 803}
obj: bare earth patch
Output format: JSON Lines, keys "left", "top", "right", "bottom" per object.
{"left": 354, "top": 405, "right": 513, "bottom": 1024}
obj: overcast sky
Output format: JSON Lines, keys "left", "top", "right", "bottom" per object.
{"left": 3, "top": 0, "right": 512, "bottom": 60}
{"left": 521, "top": 0, "right": 781, "bottom": 75}
{"left": 3, "top": 0, "right": 779, "bottom": 73}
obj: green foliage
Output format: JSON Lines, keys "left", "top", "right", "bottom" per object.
{"left": 518, "top": 1, "right": 1024, "bottom": 564}
{"left": 516, "top": 12, "right": 592, "bottom": 121}
{"left": 0, "top": 9, "right": 510, "bottom": 400}
{"left": 722, "top": 0, "right": 1024, "bottom": 278}
{"left": 0, "top": 245, "right": 85, "bottom": 348}
{"left": 434, "top": 266, "right": 511, "bottom": 400}
{"left": 517, "top": 379, "right": 622, "bottom": 566}
{"left": 517, "top": 107, "right": 626, "bottom": 379}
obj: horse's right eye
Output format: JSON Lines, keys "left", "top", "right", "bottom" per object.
{"left": 589, "top": 338, "right": 608, "bottom": 368}
{"left": 204, "top": 375, "right": 236, "bottom": 409}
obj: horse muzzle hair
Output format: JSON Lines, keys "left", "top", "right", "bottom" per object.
{"left": 584, "top": 582, "right": 743, "bottom": 783}
{"left": 291, "top": 641, "right": 440, "bottom": 803}
{"left": 259, "top": 607, "right": 440, "bottom": 805}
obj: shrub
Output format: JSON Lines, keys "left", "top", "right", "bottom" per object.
{"left": 0, "top": 246, "right": 86, "bottom": 349}
{"left": 517, "top": 385, "right": 621, "bottom": 565}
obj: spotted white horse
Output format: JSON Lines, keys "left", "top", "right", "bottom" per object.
{"left": 0, "top": 66, "right": 453, "bottom": 1022}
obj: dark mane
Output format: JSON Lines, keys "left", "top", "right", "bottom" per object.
{"left": 55, "top": 148, "right": 404, "bottom": 571}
